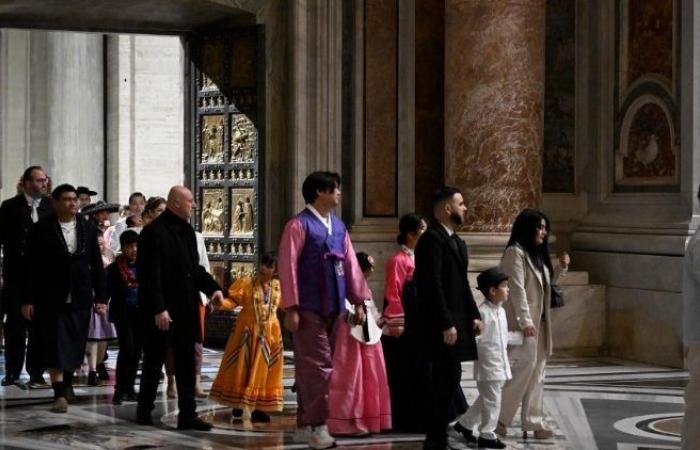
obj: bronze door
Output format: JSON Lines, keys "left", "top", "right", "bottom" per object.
{"left": 189, "top": 27, "right": 264, "bottom": 342}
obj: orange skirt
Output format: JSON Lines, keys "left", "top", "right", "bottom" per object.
{"left": 209, "top": 310, "right": 284, "bottom": 411}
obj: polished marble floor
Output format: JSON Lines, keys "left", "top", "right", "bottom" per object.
{"left": 0, "top": 347, "right": 686, "bottom": 450}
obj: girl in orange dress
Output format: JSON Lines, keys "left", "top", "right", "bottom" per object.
{"left": 209, "top": 253, "right": 284, "bottom": 422}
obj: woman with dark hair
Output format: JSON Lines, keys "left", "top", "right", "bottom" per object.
{"left": 381, "top": 213, "right": 430, "bottom": 432}
{"left": 209, "top": 252, "right": 284, "bottom": 423}
{"left": 496, "top": 209, "right": 570, "bottom": 440}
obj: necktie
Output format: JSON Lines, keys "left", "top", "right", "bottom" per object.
{"left": 31, "top": 199, "right": 39, "bottom": 223}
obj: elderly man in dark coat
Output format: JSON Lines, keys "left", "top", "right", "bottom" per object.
{"left": 21, "top": 184, "right": 107, "bottom": 413}
{"left": 414, "top": 186, "right": 482, "bottom": 450}
{"left": 136, "top": 186, "right": 223, "bottom": 430}
{"left": 0, "top": 166, "right": 53, "bottom": 387}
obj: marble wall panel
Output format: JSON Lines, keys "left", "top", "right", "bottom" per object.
{"left": 363, "top": 0, "right": 398, "bottom": 217}
{"left": 606, "top": 287, "right": 683, "bottom": 368}
{"left": 624, "top": 0, "right": 674, "bottom": 90}
{"left": 414, "top": 0, "right": 445, "bottom": 218}
{"left": 543, "top": 0, "right": 576, "bottom": 193}
{"left": 445, "top": 0, "right": 545, "bottom": 232}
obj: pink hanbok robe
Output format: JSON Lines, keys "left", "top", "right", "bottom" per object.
{"left": 327, "top": 297, "right": 392, "bottom": 435}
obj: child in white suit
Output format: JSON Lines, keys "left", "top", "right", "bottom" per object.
{"left": 453, "top": 267, "right": 511, "bottom": 449}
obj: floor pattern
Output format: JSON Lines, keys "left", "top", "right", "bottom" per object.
{"left": 0, "top": 349, "right": 687, "bottom": 449}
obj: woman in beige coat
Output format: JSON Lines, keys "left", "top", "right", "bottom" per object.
{"left": 496, "top": 209, "right": 569, "bottom": 440}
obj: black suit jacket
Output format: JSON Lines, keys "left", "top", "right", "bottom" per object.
{"left": 22, "top": 213, "right": 106, "bottom": 310}
{"left": 414, "top": 222, "right": 481, "bottom": 361}
{"left": 0, "top": 194, "right": 53, "bottom": 301}
{"left": 137, "top": 208, "right": 220, "bottom": 343}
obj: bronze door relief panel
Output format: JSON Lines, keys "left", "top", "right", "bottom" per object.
{"left": 189, "top": 28, "right": 264, "bottom": 345}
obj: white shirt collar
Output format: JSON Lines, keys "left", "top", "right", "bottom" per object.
{"left": 400, "top": 245, "right": 414, "bottom": 258}
{"left": 24, "top": 193, "right": 40, "bottom": 206}
{"left": 306, "top": 204, "right": 332, "bottom": 235}
{"left": 440, "top": 222, "right": 454, "bottom": 237}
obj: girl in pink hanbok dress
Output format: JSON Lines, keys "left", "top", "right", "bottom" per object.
{"left": 327, "top": 252, "right": 391, "bottom": 436}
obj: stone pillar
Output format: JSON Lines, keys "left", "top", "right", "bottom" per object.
{"left": 288, "top": 0, "right": 343, "bottom": 214}
{"left": 105, "top": 34, "right": 184, "bottom": 204}
{"left": 0, "top": 30, "right": 32, "bottom": 200}
{"left": 444, "top": 0, "right": 546, "bottom": 233}
{"left": 46, "top": 32, "right": 104, "bottom": 193}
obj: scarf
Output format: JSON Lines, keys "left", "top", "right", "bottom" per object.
{"left": 117, "top": 255, "right": 138, "bottom": 288}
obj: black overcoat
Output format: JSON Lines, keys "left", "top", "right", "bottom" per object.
{"left": 136, "top": 208, "right": 220, "bottom": 343}
{"left": 22, "top": 213, "right": 106, "bottom": 310}
{"left": 414, "top": 222, "right": 481, "bottom": 361}
{"left": 0, "top": 194, "right": 53, "bottom": 302}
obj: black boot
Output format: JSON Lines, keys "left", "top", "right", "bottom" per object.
{"left": 251, "top": 410, "right": 271, "bottom": 423}
{"left": 87, "top": 371, "right": 98, "bottom": 386}
{"left": 177, "top": 416, "right": 213, "bottom": 431}
{"left": 97, "top": 363, "right": 109, "bottom": 380}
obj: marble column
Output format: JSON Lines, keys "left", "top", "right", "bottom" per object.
{"left": 444, "top": 0, "right": 546, "bottom": 233}
{"left": 46, "top": 32, "right": 104, "bottom": 193}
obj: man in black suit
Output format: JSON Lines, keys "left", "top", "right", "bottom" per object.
{"left": 414, "top": 186, "right": 482, "bottom": 450}
{"left": 136, "top": 185, "right": 223, "bottom": 430}
{"left": 21, "top": 184, "right": 107, "bottom": 413}
{"left": 0, "top": 165, "right": 53, "bottom": 387}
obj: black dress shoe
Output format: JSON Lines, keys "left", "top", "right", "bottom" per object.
{"left": 177, "top": 416, "right": 213, "bottom": 431}
{"left": 423, "top": 440, "right": 447, "bottom": 450}
{"left": 112, "top": 393, "right": 123, "bottom": 405}
{"left": 87, "top": 371, "right": 99, "bottom": 386}
{"left": 476, "top": 436, "right": 506, "bottom": 449}
{"left": 251, "top": 410, "right": 271, "bottom": 423}
{"left": 136, "top": 409, "right": 153, "bottom": 426}
{"left": 453, "top": 422, "right": 477, "bottom": 444}
{"left": 28, "top": 375, "right": 48, "bottom": 388}
{"left": 1, "top": 375, "right": 16, "bottom": 386}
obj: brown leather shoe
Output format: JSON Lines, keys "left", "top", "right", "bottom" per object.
{"left": 523, "top": 428, "right": 554, "bottom": 439}
{"left": 50, "top": 397, "right": 68, "bottom": 413}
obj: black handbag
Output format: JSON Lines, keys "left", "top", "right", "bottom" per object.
{"left": 550, "top": 284, "right": 565, "bottom": 308}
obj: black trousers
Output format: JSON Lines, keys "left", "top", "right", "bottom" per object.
{"left": 137, "top": 325, "right": 197, "bottom": 422}
{"left": 425, "top": 346, "right": 463, "bottom": 446}
{"left": 113, "top": 308, "right": 142, "bottom": 395}
{"left": 3, "top": 300, "right": 43, "bottom": 379}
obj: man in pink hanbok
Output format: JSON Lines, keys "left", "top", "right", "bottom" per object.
{"left": 278, "top": 171, "right": 371, "bottom": 450}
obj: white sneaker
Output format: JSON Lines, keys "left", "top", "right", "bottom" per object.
{"left": 293, "top": 426, "right": 311, "bottom": 442}
{"left": 308, "top": 425, "right": 335, "bottom": 449}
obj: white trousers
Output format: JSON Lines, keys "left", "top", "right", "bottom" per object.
{"left": 682, "top": 342, "right": 700, "bottom": 450}
{"left": 498, "top": 326, "right": 548, "bottom": 431}
{"left": 459, "top": 380, "right": 505, "bottom": 439}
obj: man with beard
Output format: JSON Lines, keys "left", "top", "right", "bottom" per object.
{"left": 0, "top": 166, "right": 53, "bottom": 387}
{"left": 414, "top": 186, "right": 482, "bottom": 450}
{"left": 21, "top": 184, "right": 107, "bottom": 412}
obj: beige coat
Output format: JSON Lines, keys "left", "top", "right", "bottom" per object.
{"left": 501, "top": 243, "right": 565, "bottom": 356}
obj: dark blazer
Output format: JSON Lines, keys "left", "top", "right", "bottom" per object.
{"left": 22, "top": 213, "right": 106, "bottom": 310}
{"left": 0, "top": 194, "right": 53, "bottom": 300}
{"left": 137, "top": 208, "right": 220, "bottom": 342}
{"left": 414, "top": 222, "right": 481, "bottom": 361}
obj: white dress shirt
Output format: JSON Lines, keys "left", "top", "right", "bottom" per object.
{"left": 473, "top": 300, "right": 512, "bottom": 381}
{"left": 25, "top": 193, "right": 41, "bottom": 223}
{"left": 59, "top": 219, "right": 77, "bottom": 303}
